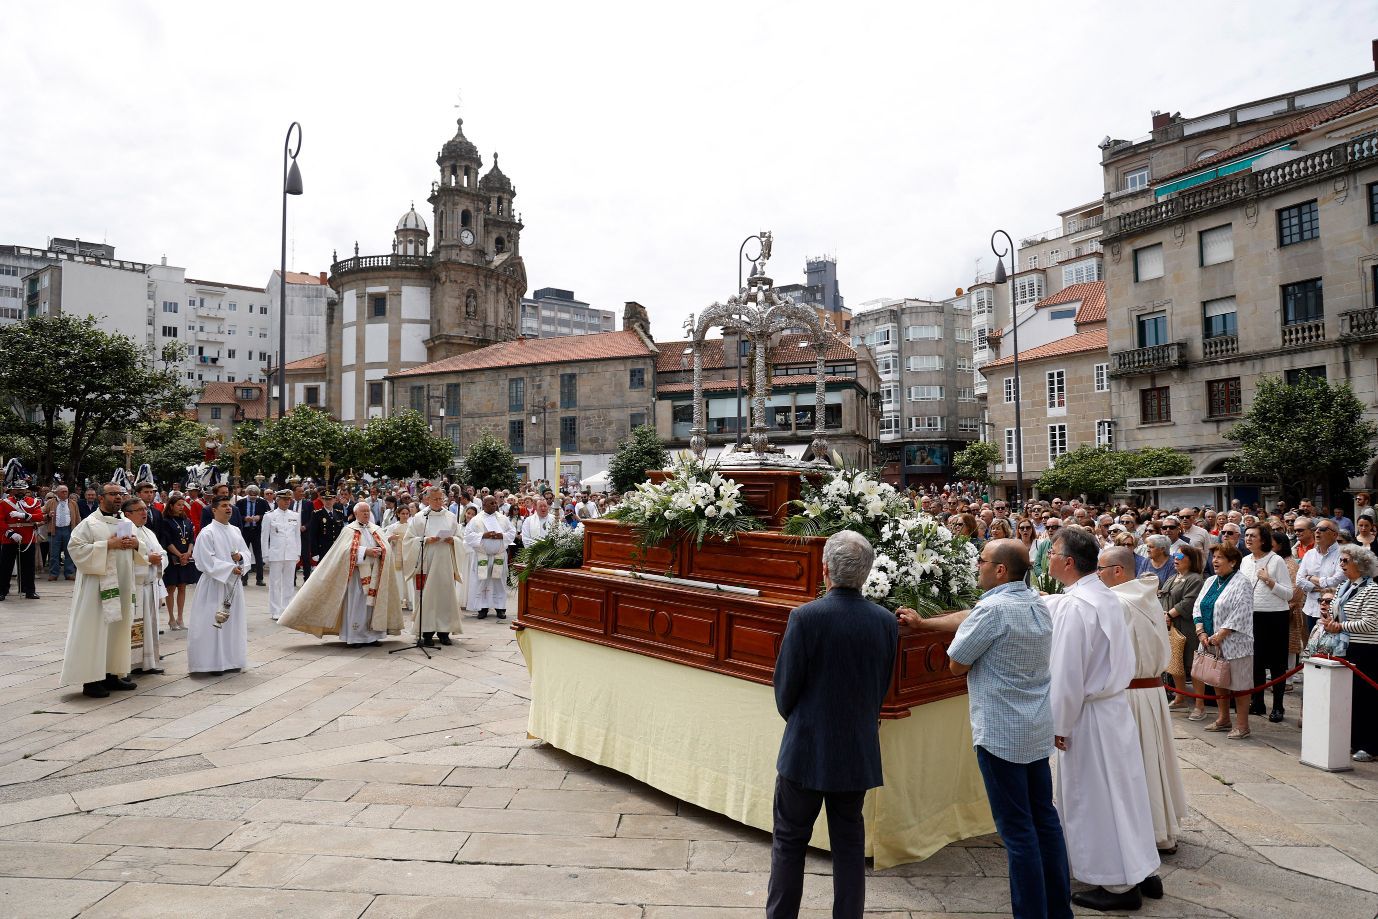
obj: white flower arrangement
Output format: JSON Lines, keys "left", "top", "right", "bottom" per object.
{"left": 785, "top": 467, "right": 980, "bottom": 615}
{"left": 608, "top": 452, "right": 760, "bottom": 556}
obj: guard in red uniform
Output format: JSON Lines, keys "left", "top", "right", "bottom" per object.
{"left": 1, "top": 467, "right": 44, "bottom": 601}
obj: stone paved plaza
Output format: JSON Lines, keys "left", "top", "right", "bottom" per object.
{"left": 0, "top": 580, "right": 1375, "bottom": 918}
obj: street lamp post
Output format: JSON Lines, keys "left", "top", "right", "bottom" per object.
{"left": 736, "top": 233, "right": 769, "bottom": 451}
{"left": 990, "top": 229, "right": 1024, "bottom": 510}
{"left": 278, "top": 122, "right": 304, "bottom": 420}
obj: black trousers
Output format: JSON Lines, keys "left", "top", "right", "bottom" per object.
{"left": 1350, "top": 642, "right": 1378, "bottom": 754}
{"left": 242, "top": 529, "right": 264, "bottom": 582}
{"left": 766, "top": 774, "right": 867, "bottom": 919}
{"left": 0, "top": 542, "right": 36, "bottom": 597}
{"left": 1252, "top": 608, "right": 1290, "bottom": 711}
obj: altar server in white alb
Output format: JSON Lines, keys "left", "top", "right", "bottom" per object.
{"left": 404, "top": 487, "right": 464, "bottom": 646}
{"left": 261, "top": 489, "right": 301, "bottom": 621}
{"left": 59, "top": 482, "right": 139, "bottom": 698}
{"left": 464, "top": 494, "right": 514, "bottom": 620}
{"left": 1044, "top": 526, "right": 1162, "bottom": 913}
{"left": 187, "top": 496, "right": 252, "bottom": 674}
{"left": 1097, "top": 546, "right": 1188, "bottom": 855}
{"left": 126, "top": 496, "right": 167, "bottom": 675}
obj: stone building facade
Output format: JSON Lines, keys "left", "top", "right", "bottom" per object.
{"left": 387, "top": 303, "right": 659, "bottom": 484}
{"left": 1097, "top": 70, "right": 1378, "bottom": 493}
{"left": 325, "top": 118, "right": 528, "bottom": 426}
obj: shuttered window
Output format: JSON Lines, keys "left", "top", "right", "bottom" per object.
{"left": 1200, "top": 224, "right": 1233, "bottom": 266}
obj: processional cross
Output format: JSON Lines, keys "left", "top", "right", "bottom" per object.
{"left": 225, "top": 440, "right": 247, "bottom": 486}
{"left": 114, "top": 435, "right": 137, "bottom": 473}
{"left": 322, "top": 454, "right": 334, "bottom": 487}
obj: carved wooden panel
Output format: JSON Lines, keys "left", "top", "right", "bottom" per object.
{"left": 611, "top": 593, "right": 717, "bottom": 659}
{"left": 522, "top": 577, "right": 608, "bottom": 636}
{"left": 686, "top": 532, "right": 822, "bottom": 601}
{"left": 582, "top": 520, "right": 675, "bottom": 573}
{"left": 723, "top": 613, "right": 785, "bottom": 673}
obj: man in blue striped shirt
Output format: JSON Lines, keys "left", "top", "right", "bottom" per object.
{"left": 904, "top": 539, "right": 1070, "bottom": 918}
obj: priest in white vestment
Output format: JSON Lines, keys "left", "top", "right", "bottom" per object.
{"left": 261, "top": 489, "right": 301, "bottom": 621}
{"left": 464, "top": 495, "right": 515, "bottom": 620}
{"left": 59, "top": 483, "right": 139, "bottom": 697}
{"left": 280, "top": 501, "right": 403, "bottom": 645}
{"left": 520, "top": 499, "right": 556, "bottom": 546}
{"left": 1045, "top": 527, "right": 1161, "bottom": 912}
{"left": 1098, "top": 547, "right": 1188, "bottom": 854}
{"left": 127, "top": 498, "right": 167, "bottom": 675}
{"left": 403, "top": 487, "right": 464, "bottom": 645}
{"left": 187, "top": 497, "right": 252, "bottom": 674}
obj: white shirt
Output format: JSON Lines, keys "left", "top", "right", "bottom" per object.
{"left": 521, "top": 512, "right": 554, "bottom": 545}
{"left": 1296, "top": 541, "right": 1343, "bottom": 617}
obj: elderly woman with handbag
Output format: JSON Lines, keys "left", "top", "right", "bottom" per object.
{"left": 1321, "top": 544, "right": 1378, "bottom": 762}
{"left": 1193, "top": 542, "right": 1255, "bottom": 739}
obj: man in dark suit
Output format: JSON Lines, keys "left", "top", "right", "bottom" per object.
{"left": 289, "top": 485, "right": 312, "bottom": 582}
{"left": 310, "top": 492, "right": 347, "bottom": 570}
{"left": 235, "top": 485, "right": 270, "bottom": 586}
{"left": 199, "top": 484, "right": 244, "bottom": 530}
{"left": 768, "top": 530, "right": 898, "bottom": 919}
{"left": 77, "top": 487, "right": 99, "bottom": 520}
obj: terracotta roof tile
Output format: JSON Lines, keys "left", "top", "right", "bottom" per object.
{"left": 653, "top": 334, "right": 856, "bottom": 373}
{"left": 196, "top": 381, "right": 271, "bottom": 420}
{"left": 392, "top": 330, "right": 654, "bottom": 378}
{"left": 284, "top": 353, "right": 327, "bottom": 371}
{"left": 978, "top": 328, "right": 1108, "bottom": 373}
{"left": 657, "top": 374, "right": 859, "bottom": 395}
{"left": 1034, "top": 280, "right": 1106, "bottom": 325}
{"left": 1157, "top": 83, "right": 1378, "bottom": 183}
{"left": 278, "top": 270, "right": 329, "bottom": 286}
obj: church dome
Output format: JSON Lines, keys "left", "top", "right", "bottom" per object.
{"left": 439, "top": 118, "right": 481, "bottom": 163}
{"left": 396, "top": 204, "right": 427, "bottom": 232}
{"left": 479, "top": 153, "right": 514, "bottom": 193}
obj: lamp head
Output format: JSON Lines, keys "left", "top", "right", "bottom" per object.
{"left": 994, "top": 260, "right": 1008, "bottom": 285}
{"left": 285, "top": 159, "right": 303, "bottom": 196}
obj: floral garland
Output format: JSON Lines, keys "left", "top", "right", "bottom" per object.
{"left": 784, "top": 468, "right": 979, "bottom": 615}
{"left": 607, "top": 453, "right": 761, "bottom": 557}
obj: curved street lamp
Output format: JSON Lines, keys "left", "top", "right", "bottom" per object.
{"left": 991, "top": 229, "right": 1024, "bottom": 509}
{"left": 278, "top": 122, "right": 304, "bottom": 420}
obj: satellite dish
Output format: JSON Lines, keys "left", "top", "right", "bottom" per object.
{"left": 954, "top": 288, "right": 965, "bottom": 297}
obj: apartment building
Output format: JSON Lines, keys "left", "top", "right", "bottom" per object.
{"left": 850, "top": 295, "right": 979, "bottom": 485}
{"left": 1097, "top": 62, "right": 1378, "bottom": 493}
{"left": 518, "top": 287, "right": 615, "bottom": 339}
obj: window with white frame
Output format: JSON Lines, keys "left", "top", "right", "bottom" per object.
{"left": 908, "top": 416, "right": 945, "bottom": 432}
{"left": 974, "top": 327, "right": 987, "bottom": 350}
{"left": 907, "top": 385, "right": 943, "bottom": 401}
{"left": 958, "top": 417, "right": 980, "bottom": 433}
{"left": 971, "top": 289, "right": 993, "bottom": 316}
{"left": 1004, "top": 428, "right": 1017, "bottom": 466}
{"left": 869, "top": 326, "right": 895, "bottom": 347}
{"left": 1134, "top": 243, "right": 1164, "bottom": 282}
{"left": 1047, "top": 424, "right": 1068, "bottom": 462}
{"left": 956, "top": 327, "right": 972, "bottom": 342}
{"left": 877, "top": 355, "right": 898, "bottom": 378}
{"left": 957, "top": 387, "right": 976, "bottom": 402}
{"left": 906, "top": 324, "right": 941, "bottom": 341}
{"left": 880, "top": 384, "right": 899, "bottom": 410}
{"left": 1096, "top": 419, "right": 1115, "bottom": 448}
{"left": 906, "top": 355, "right": 944, "bottom": 371}
{"left": 1004, "top": 377, "right": 1015, "bottom": 403}
{"left": 1062, "top": 259, "right": 1101, "bottom": 286}
{"left": 880, "top": 414, "right": 900, "bottom": 436}
{"left": 1124, "top": 167, "right": 1150, "bottom": 192}
{"left": 1200, "top": 224, "right": 1233, "bottom": 266}
{"left": 957, "top": 357, "right": 974, "bottom": 372}
{"left": 1014, "top": 275, "right": 1045, "bottom": 307}
{"left": 1046, "top": 369, "right": 1066, "bottom": 411}
{"left": 1095, "top": 363, "right": 1109, "bottom": 392}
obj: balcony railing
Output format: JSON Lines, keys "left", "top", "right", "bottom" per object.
{"left": 1020, "top": 215, "right": 1104, "bottom": 247}
{"left": 1341, "top": 307, "right": 1378, "bottom": 340}
{"left": 1281, "top": 319, "right": 1325, "bottom": 348}
{"left": 1110, "top": 341, "right": 1186, "bottom": 377}
{"left": 331, "top": 253, "right": 432, "bottom": 275}
{"left": 1202, "top": 335, "right": 1238, "bottom": 359}
{"left": 1109, "top": 130, "right": 1378, "bottom": 239}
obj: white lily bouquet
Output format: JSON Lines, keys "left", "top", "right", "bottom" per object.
{"left": 784, "top": 467, "right": 979, "bottom": 616}
{"left": 608, "top": 452, "right": 761, "bottom": 557}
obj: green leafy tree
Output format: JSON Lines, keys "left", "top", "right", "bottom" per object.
{"left": 0, "top": 315, "right": 191, "bottom": 482}
{"left": 952, "top": 441, "right": 1000, "bottom": 486}
{"left": 361, "top": 410, "right": 455, "bottom": 479}
{"left": 607, "top": 425, "right": 669, "bottom": 494}
{"left": 1038, "top": 446, "right": 1191, "bottom": 499}
{"left": 1226, "top": 375, "right": 1378, "bottom": 503}
{"left": 463, "top": 431, "right": 518, "bottom": 492}
{"left": 244, "top": 406, "right": 361, "bottom": 482}
{"left": 135, "top": 414, "right": 211, "bottom": 486}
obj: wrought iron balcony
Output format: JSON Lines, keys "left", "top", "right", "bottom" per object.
{"left": 330, "top": 254, "right": 432, "bottom": 276}
{"left": 1108, "top": 130, "right": 1378, "bottom": 239}
{"left": 1341, "top": 307, "right": 1378, "bottom": 340}
{"left": 1201, "top": 335, "right": 1238, "bottom": 359}
{"left": 1109, "top": 341, "right": 1186, "bottom": 377}
{"left": 1281, "top": 319, "right": 1325, "bottom": 348}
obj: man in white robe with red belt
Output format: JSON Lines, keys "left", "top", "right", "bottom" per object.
{"left": 187, "top": 496, "right": 252, "bottom": 675}
{"left": 1045, "top": 526, "right": 1161, "bottom": 913}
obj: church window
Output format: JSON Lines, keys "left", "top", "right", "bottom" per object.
{"left": 450, "top": 165, "right": 458, "bottom": 186}
{"left": 461, "top": 210, "right": 471, "bottom": 228}
{"left": 438, "top": 211, "right": 445, "bottom": 239}
{"left": 371, "top": 296, "right": 386, "bottom": 318}
{"left": 560, "top": 416, "right": 577, "bottom": 451}
{"left": 409, "top": 385, "right": 425, "bottom": 413}
{"left": 560, "top": 373, "right": 577, "bottom": 409}
{"left": 497, "top": 199, "right": 504, "bottom": 216}
{"left": 495, "top": 236, "right": 506, "bottom": 254}
{"left": 368, "top": 382, "right": 384, "bottom": 407}
{"left": 304, "top": 385, "right": 320, "bottom": 406}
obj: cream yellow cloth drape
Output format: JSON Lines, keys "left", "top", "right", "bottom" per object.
{"left": 518, "top": 629, "right": 993, "bottom": 869}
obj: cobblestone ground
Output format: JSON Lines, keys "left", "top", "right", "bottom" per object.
{"left": 0, "top": 578, "right": 1374, "bottom": 917}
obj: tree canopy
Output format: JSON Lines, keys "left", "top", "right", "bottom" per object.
{"left": 461, "top": 432, "right": 518, "bottom": 492}
{"left": 1226, "top": 375, "right": 1378, "bottom": 502}
{"left": 607, "top": 425, "right": 669, "bottom": 493}
{"left": 0, "top": 315, "right": 191, "bottom": 482}
{"left": 242, "top": 406, "right": 364, "bottom": 483}
{"left": 361, "top": 409, "right": 456, "bottom": 479}
{"left": 1037, "top": 445, "right": 1192, "bottom": 499}
{"left": 135, "top": 414, "right": 211, "bottom": 487}
{"left": 952, "top": 441, "right": 999, "bottom": 486}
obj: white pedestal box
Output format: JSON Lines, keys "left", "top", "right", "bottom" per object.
{"left": 1300, "top": 657, "right": 1353, "bottom": 772}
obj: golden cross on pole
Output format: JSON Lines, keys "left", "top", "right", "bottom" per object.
{"left": 114, "top": 434, "right": 137, "bottom": 473}
{"left": 322, "top": 454, "right": 333, "bottom": 487}
{"left": 225, "top": 440, "right": 247, "bottom": 486}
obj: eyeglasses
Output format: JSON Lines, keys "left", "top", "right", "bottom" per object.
{"left": 1096, "top": 564, "right": 1123, "bottom": 571}
{"left": 1172, "top": 553, "right": 1186, "bottom": 561}
{"left": 1018, "top": 525, "right": 1033, "bottom": 531}
{"left": 1164, "top": 524, "right": 1180, "bottom": 530}
{"left": 1319, "top": 598, "right": 1334, "bottom": 605}
{"left": 1317, "top": 526, "right": 1335, "bottom": 533}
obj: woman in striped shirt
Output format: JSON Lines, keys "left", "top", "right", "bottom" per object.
{"left": 1322, "top": 544, "right": 1378, "bottom": 762}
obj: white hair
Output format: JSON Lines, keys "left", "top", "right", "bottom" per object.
{"left": 823, "top": 530, "right": 874, "bottom": 590}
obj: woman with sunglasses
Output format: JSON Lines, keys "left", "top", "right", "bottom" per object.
{"left": 1031, "top": 518, "right": 1061, "bottom": 580}
{"left": 1014, "top": 517, "right": 1038, "bottom": 554}
{"left": 1326, "top": 545, "right": 1378, "bottom": 761}
{"left": 1160, "top": 545, "right": 1204, "bottom": 714}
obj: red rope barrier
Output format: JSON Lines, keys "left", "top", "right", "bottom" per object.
{"left": 1313, "top": 654, "right": 1378, "bottom": 693}
{"left": 1160, "top": 663, "right": 1306, "bottom": 702}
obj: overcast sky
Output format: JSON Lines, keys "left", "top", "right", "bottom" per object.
{"left": 3, "top": 1, "right": 1373, "bottom": 342}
